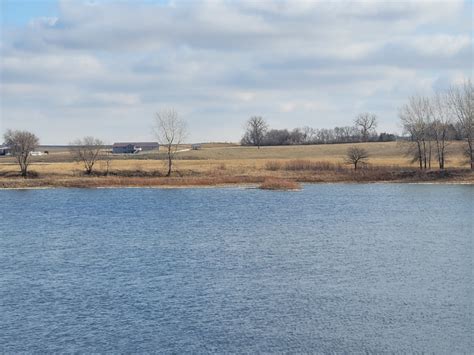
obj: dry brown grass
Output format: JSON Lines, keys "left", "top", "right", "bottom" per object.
{"left": 0, "top": 175, "right": 265, "bottom": 189}
{"left": 264, "top": 160, "right": 283, "bottom": 171}
{"left": 1, "top": 141, "right": 470, "bottom": 169}
{"left": 259, "top": 178, "right": 301, "bottom": 190}
{"left": 283, "top": 159, "right": 343, "bottom": 171}
{"left": 1, "top": 141, "right": 473, "bottom": 188}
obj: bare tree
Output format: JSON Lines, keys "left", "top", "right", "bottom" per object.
{"left": 354, "top": 113, "right": 377, "bottom": 142}
{"left": 301, "top": 126, "right": 316, "bottom": 144}
{"left": 431, "top": 92, "right": 453, "bottom": 169}
{"left": 345, "top": 146, "right": 369, "bottom": 170}
{"left": 399, "top": 96, "right": 432, "bottom": 169}
{"left": 154, "top": 108, "right": 187, "bottom": 176}
{"left": 69, "top": 137, "right": 104, "bottom": 175}
{"left": 3, "top": 129, "right": 39, "bottom": 177}
{"left": 101, "top": 147, "right": 113, "bottom": 176}
{"left": 241, "top": 116, "right": 268, "bottom": 148}
{"left": 447, "top": 80, "right": 473, "bottom": 169}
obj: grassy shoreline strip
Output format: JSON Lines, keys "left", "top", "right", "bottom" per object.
{"left": 1, "top": 169, "right": 472, "bottom": 189}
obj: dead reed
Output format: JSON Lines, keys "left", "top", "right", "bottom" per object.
{"left": 259, "top": 178, "right": 301, "bottom": 190}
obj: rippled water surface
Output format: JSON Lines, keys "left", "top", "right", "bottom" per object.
{"left": 0, "top": 184, "right": 472, "bottom": 353}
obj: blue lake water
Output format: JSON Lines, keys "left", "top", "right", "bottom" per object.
{"left": 0, "top": 184, "right": 472, "bottom": 353}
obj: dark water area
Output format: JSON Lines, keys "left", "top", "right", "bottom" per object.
{"left": 0, "top": 184, "right": 472, "bottom": 353}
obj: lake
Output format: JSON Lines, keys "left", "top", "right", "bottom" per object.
{"left": 0, "top": 184, "right": 472, "bottom": 353}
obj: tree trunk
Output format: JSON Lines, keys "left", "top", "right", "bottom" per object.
{"left": 417, "top": 141, "right": 423, "bottom": 170}
{"left": 422, "top": 140, "right": 427, "bottom": 169}
{"left": 440, "top": 139, "right": 445, "bottom": 169}
{"left": 436, "top": 141, "right": 441, "bottom": 169}
{"left": 469, "top": 139, "right": 473, "bottom": 170}
{"left": 167, "top": 147, "right": 172, "bottom": 177}
{"left": 428, "top": 140, "right": 432, "bottom": 169}
{"left": 19, "top": 155, "right": 28, "bottom": 178}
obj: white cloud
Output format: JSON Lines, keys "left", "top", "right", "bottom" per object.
{"left": 1, "top": 0, "right": 472, "bottom": 143}
{"left": 410, "top": 34, "right": 471, "bottom": 56}
{"left": 28, "top": 16, "right": 59, "bottom": 28}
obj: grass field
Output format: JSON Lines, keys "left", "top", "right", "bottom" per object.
{"left": 0, "top": 142, "right": 472, "bottom": 188}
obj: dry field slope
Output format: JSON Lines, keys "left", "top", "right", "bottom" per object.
{"left": 0, "top": 141, "right": 471, "bottom": 177}
{"left": 0, "top": 142, "right": 474, "bottom": 189}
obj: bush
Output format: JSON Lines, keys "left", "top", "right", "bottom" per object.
{"left": 259, "top": 178, "right": 301, "bottom": 190}
{"left": 265, "top": 160, "right": 283, "bottom": 171}
{"left": 283, "top": 160, "right": 337, "bottom": 171}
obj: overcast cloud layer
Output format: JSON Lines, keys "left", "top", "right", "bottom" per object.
{"left": 1, "top": 0, "right": 472, "bottom": 144}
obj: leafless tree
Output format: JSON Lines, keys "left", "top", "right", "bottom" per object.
{"left": 69, "top": 137, "right": 104, "bottom": 175}
{"left": 354, "top": 113, "right": 377, "bottom": 142}
{"left": 154, "top": 108, "right": 187, "bottom": 176}
{"left": 241, "top": 116, "right": 268, "bottom": 148}
{"left": 101, "top": 147, "right": 113, "bottom": 176}
{"left": 431, "top": 92, "right": 453, "bottom": 169}
{"left": 447, "top": 80, "right": 473, "bottom": 169}
{"left": 399, "top": 96, "right": 433, "bottom": 169}
{"left": 345, "top": 146, "right": 369, "bottom": 170}
{"left": 301, "top": 126, "right": 316, "bottom": 144}
{"left": 3, "top": 129, "right": 39, "bottom": 177}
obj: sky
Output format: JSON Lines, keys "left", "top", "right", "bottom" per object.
{"left": 1, "top": 0, "right": 472, "bottom": 144}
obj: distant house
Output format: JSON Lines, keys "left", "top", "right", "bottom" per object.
{"left": 112, "top": 142, "right": 159, "bottom": 154}
{"left": 0, "top": 146, "right": 11, "bottom": 156}
{"left": 191, "top": 143, "right": 202, "bottom": 150}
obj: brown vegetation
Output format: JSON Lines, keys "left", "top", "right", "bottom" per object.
{"left": 0, "top": 142, "right": 473, "bottom": 189}
{"left": 259, "top": 178, "right": 301, "bottom": 190}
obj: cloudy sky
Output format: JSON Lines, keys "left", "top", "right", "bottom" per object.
{"left": 1, "top": 0, "right": 472, "bottom": 144}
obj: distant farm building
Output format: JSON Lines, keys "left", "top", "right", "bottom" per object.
{"left": 112, "top": 142, "right": 159, "bottom": 154}
{"left": 0, "top": 146, "right": 11, "bottom": 156}
{"left": 191, "top": 144, "right": 202, "bottom": 150}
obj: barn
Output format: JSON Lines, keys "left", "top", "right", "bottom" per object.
{"left": 112, "top": 142, "right": 159, "bottom": 154}
{"left": 0, "top": 146, "right": 11, "bottom": 156}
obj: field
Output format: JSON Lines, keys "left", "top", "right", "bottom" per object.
{"left": 0, "top": 142, "right": 473, "bottom": 188}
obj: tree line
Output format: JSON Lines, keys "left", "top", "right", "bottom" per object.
{"left": 241, "top": 113, "right": 397, "bottom": 148}
{"left": 240, "top": 79, "right": 472, "bottom": 170}
{"left": 2, "top": 109, "right": 187, "bottom": 177}
{"left": 399, "top": 80, "right": 473, "bottom": 170}
{"left": 2, "top": 79, "right": 472, "bottom": 177}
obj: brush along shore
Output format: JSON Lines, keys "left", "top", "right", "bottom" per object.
{"left": 1, "top": 143, "right": 473, "bottom": 188}
{"left": 0, "top": 166, "right": 472, "bottom": 189}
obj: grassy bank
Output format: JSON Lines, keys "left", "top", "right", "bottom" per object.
{"left": 1, "top": 142, "right": 473, "bottom": 188}
{"left": 1, "top": 166, "right": 472, "bottom": 189}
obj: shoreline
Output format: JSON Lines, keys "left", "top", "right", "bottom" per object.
{"left": 1, "top": 176, "right": 472, "bottom": 190}
{"left": 1, "top": 142, "right": 473, "bottom": 189}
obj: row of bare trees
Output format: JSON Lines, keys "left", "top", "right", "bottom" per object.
{"left": 2, "top": 109, "right": 187, "bottom": 178}
{"left": 68, "top": 109, "right": 186, "bottom": 176}
{"left": 1, "top": 129, "right": 113, "bottom": 178}
{"left": 3, "top": 81, "right": 471, "bottom": 178}
{"left": 241, "top": 113, "right": 386, "bottom": 147}
{"left": 400, "top": 80, "right": 473, "bottom": 170}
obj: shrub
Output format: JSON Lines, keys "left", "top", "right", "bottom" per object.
{"left": 283, "top": 159, "right": 336, "bottom": 171}
{"left": 259, "top": 178, "right": 301, "bottom": 190}
{"left": 265, "top": 160, "right": 283, "bottom": 171}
